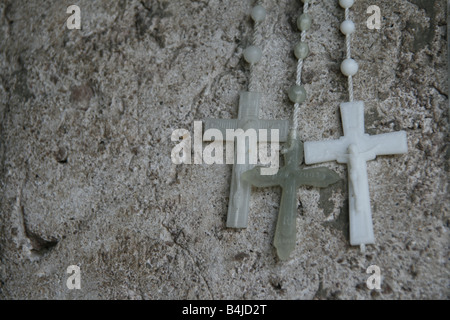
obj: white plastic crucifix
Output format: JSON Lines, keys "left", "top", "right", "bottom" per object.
{"left": 204, "top": 91, "right": 289, "bottom": 228}
{"left": 304, "top": 101, "right": 408, "bottom": 249}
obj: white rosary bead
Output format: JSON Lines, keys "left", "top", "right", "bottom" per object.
{"left": 340, "top": 20, "right": 355, "bottom": 35}
{"left": 244, "top": 45, "right": 262, "bottom": 64}
{"left": 251, "top": 5, "right": 266, "bottom": 22}
{"left": 339, "top": 0, "right": 354, "bottom": 9}
{"left": 341, "top": 58, "right": 358, "bottom": 76}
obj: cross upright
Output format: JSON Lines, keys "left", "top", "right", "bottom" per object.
{"left": 242, "top": 137, "right": 340, "bottom": 260}
{"left": 204, "top": 91, "right": 289, "bottom": 228}
{"left": 304, "top": 101, "right": 408, "bottom": 250}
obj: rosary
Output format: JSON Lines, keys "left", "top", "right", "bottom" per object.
{"left": 204, "top": 0, "right": 408, "bottom": 260}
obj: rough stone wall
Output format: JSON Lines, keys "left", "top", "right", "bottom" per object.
{"left": 0, "top": 0, "right": 448, "bottom": 299}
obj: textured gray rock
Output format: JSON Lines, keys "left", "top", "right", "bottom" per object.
{"left": 0, "top": 0, "right": 448, "bottom": 299}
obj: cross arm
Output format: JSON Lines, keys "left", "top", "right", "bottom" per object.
{"left": 364, "top": 131, "right": 408, "bottom": 157}
{"left": 242, "top": 167, "right": 282, "bottom": 188}
{"left": 204, "top": 118, "right": 289, "bottom": 142}
{"left": 296, "top": 167, "right": 341, "bottom": 188}
{"left": 203, "top": 119, "right": 239, "bottom": 141}
{"left": 304, "top": 138, "right": 348, "bottom": 164}
{"left": 254, "top": 120, "right": 289, "bottom": 142}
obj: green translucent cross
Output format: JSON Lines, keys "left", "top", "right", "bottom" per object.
{"left": 242, "top": 137, "right": 340, "bottom": 260}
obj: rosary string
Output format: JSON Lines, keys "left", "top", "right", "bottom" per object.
{"left": 248, "top": 0, "right": 264, "bottom": 92}
{"left": 295, "top": 2, "right": 309, "bottom": 86}
{"left": 245, "top": 1, "right": 358, "bottom": 135}
{"left": 345, "top": 7, "right": 354, "bottom": 102}
{"left": 292, "top": 0, "right": 310, "bottom": 140}
{"left": 289, "top": 0, "right": 312, "bottom": 140}
{"left": 339, "top": 0, "right": 358, "bottom": 102}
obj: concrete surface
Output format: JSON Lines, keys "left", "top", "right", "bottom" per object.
{"left": 0, "top": 0, "right": 448, "bottom": 299}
